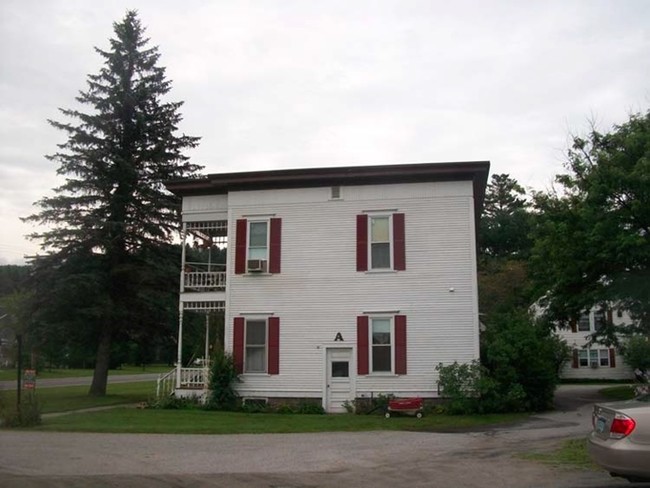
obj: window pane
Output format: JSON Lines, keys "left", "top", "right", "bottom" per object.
{"left": 372, "top": 319, "right": 391, "bottom": 344}
{"left": 246, "top": 321, "right": 266, "bottom": 345}
{"left": 372, "top": 345, "right": 391, "bottom": 372}
{"left": 370, "top": 217, "right": 389, "bottom": 242}
{"left": 589, "top": 350, "right": 598, "bottom": 361}
{"left": 594, "top": 311, "right": 606, "bottom": 331}
{"left": 331, "top": 361, "right": 349, "bottom": 377}
{"left": 249, "top": 222, "right": 268, "bottom": 247}
{"left": 248, "top": 248, "right": 268, "bottom": 260}
{"left": 600, "top": 350, "right": 610, "bottom": 366}
{"left": 578, "top": 314, "right": 590, "bottom": 331}
{"left": 371, "top": 243, "right": 390, "bottom": 269}
{"left": 245, "top": 347, "right": 266, "bottom": 373}
{"left": 579, "top": 350, "right": 588, "bottom": 366}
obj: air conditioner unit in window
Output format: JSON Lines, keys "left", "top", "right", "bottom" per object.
{"left": 247, "top": 259, "right": 266, "bottom": 272}
{"left": 590, "top": 361, "right": 599, "bottom": 368}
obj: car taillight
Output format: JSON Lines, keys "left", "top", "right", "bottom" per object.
{"left": 610, "top": 413, "right": 636, "bottom": 439}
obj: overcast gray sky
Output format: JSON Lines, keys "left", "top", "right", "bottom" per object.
{"left": 1, "top": 0, "right": 648, "bottom": 264}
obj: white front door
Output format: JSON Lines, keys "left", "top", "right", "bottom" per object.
{"left": 326, "top": 347, "right": 353, "bottom": 413}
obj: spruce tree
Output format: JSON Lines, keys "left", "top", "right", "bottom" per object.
{"left": 24, "top": 11, "right": 202, "bottom": 395}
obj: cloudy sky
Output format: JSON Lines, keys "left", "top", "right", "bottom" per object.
{"left": 0, "top": 0, "right": 648, "bottom": 264}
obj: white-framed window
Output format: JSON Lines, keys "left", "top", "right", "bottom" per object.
{"left": 370, "top": 317, "right": 392, "bottom": 373}
{"left": 593, "top": 310, "right": 606, "bottom": 331}
{"left": 578, "top": 348, "right": 610, "bottom": 368}
{"left": 577, "top": 313, "right": 590, "bottom": 332}
{"left": 369, "top": 215, "right": 392, "bottom": 270}
{"left": 248, "top": 221, "right": 269, "bottom": 261}
{"left": 245, "top": 319, "right": 267, "bottom": 373}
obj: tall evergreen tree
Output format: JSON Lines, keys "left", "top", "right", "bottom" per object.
{"left": 23, "top": 11, "right": 202, "bottom": 395}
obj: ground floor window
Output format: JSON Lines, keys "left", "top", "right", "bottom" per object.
{"left": 577, "top": 348, "right": 610, "bottom": 368}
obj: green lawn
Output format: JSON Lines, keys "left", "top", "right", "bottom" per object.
{"left": 0, "top": 364, "right": 171, "bottom": 381}
{"left": 1, "top": 379, "right": 528, "bottom": 435}
{"left": 0, "top": 381, "right": 156, "bottom": 414}
{"left": 36, "top": 407, "right": 527, "bottom": 434}
{"left": 599, "top": 385, "right": 635, "bottom": 401}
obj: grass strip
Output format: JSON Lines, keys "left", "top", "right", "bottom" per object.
{"left": 35, "top": 408, "right": 527, "bottom": 434}
{"left": 0, "top": 364, "right": 171, "bottom": 381}
{"left": 520, "top": 438, "right": 598, "bottom": 470}
{"left": 599, "top": 385, "right": 635, "bottom": 401}
{"left": 1, "top": 381, "right": 155, "bottom": 414}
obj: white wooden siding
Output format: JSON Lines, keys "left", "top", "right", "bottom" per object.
{"left": 556, "top": 309, "right": 634, "bottom": 381}
{"left": 224, "top": 181, "right": 479, "bottom": 398}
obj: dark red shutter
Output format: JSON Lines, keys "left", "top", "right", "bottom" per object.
{"left": 356, "top": 214, "right": 368, "bottom": 272}
{"left": 357, "top": 315, "right": 369, "bottom": 374}
{"left": 393, "top": 213, "right": 406, "bottom": 271}
{"left": 235, "top": 219, "right": 247, "bottom": 274}
{"left": 609, "top": 348, "right": 616, "bottom": 368}
{"left": 268, "top": 317, "right": 280, "bottom": 374}
{"left": 571, "top": 349, "right": 579, "bottom": 368}
{"left": 269, "top": 218, "right": 282, "bottom": 274}
{"left": 570, "top": 319, "right": 577, "bottom": 333}
{"left": 395, "top": 315, "right": 407, "bottom": 374}
{"left": 607, "top": 309, "right": 613, "bottom": 324}
{"left": 233, "top": 317, "right": 245, "bottom": 373}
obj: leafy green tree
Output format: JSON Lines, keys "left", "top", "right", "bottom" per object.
{"left": 531, "top": 111, "right": 650, "bottom": 343}
{"left": 23, "top": 11, "right": 201, "bottom": 395}
{"left": 622, "top": 336, "right": 650, "bottom": 374}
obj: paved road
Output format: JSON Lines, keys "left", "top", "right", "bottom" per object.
{"left": 0, "top": 373, "right": 160, "bottom": 390}
{"left": 0, "top": 385, "right": 648, "bottom": 488}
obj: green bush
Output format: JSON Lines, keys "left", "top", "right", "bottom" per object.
{"left": 205, "top": 350, "right": 239, "bottom": 411}
{"left": 437, "top": 312, "right": 566, "bottom": 414}
{"left": 622, "top": 336, "right": 650, "bottom": 374}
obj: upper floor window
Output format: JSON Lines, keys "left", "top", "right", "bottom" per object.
{"left": 370, "top": 216, "right": 391, "bottom": 269}
{"left": 577, "top": 313, "right": 590, "bottom": 332}
{"left": 235, "top": 218, "right": 282, "bottom": 274}
{"left": 248, "top": 221, "right": 268, "bottom": 261}
{"left": 356, "top": 213, "right": 405, "bottom": 272}
{"left": 593, "top": 310, "right": 606, "bottom": 331}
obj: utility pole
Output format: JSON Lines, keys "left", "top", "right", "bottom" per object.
{"left": 16, "top": 333, "right": 23, "bottom": 417}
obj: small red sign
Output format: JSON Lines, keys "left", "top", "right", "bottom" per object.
{"left": 23, "top": 369, "right": 36, "bottom": 390}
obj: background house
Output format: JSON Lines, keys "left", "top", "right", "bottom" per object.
{"left": 164, "top": 161, "right": 490, "bottom": 412}
{"left": 557, "top": 307, "right": 634, "bottom": 381}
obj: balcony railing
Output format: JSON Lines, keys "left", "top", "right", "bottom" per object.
{"left": 182, "top": 271, "right": 226, "bottom": 291}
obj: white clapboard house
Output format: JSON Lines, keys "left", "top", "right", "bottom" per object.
{"left": 557, "top": 307, "right": 634, "bottom": 381}
{"left": 159, "top": 161, "right": 490, "bottom": 412}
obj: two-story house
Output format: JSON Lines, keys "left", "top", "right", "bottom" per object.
{"left": 161, "top": 161, "right": 489, "bottom": 412}
{"left": 557, "top": 307, "right": 634, "bottom": 381}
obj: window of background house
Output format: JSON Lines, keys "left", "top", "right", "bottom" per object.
{"left": 578, "top": 349, "right": 589, "bottom": 367}
{"left": 577, "top": 313, "right": 591, "bottom": 332}
{"left": 245, "top": 320, "right": 267, "bottom": 373}
{"left": 248, "top": 221, "right": 268, "bottom": 260}
{"left": 599, "top": 349, "right": 610, "bottom": 367}
{"left": 370, "top": 216, "right": 391, "bottom": 269}
{"left": 593, "top": 310, "right": 606, "bottom": 331}
{"left": 371, "top": 318, "right": 392, "bottom": 372}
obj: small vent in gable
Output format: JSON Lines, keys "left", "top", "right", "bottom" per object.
{"left": 331, "top": 186, "right": 341, "bottom": 199}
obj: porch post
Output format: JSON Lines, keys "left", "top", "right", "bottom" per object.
{"left": 176, "top": 305, "right": 184, "bottom": 389}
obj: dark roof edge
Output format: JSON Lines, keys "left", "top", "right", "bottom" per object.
{"left": 166, "top": 160, "right": 490, "bottom": 202}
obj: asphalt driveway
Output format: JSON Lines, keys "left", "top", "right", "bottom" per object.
{"left": 0, "top": 385, "right": 647, "bottom": 488}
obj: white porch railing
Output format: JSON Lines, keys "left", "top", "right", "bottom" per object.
{"left": 180, "top": 367, "right": 210, "bottom": 389}
{"left": 156, "top": 367, "right": 211, "bottom": 398}
{"left": 156, "top": 369, "right": 176, "bottom": 398}
{"left": 182, "top": 271, "right": 226, "bottom": 291}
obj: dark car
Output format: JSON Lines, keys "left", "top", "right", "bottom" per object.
{"left": 588, "top": 394, "right": 650, "bottom": 483}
